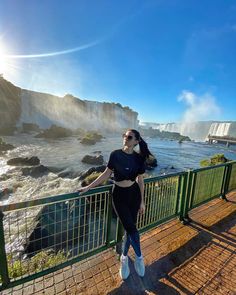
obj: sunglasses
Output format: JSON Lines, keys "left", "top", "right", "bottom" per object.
{"left": 122, "top": 133, "right": 134, "bottom": 140}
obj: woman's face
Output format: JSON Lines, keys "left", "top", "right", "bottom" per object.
{"left": 122, "top": 131, "right": 139, "bottom": 148}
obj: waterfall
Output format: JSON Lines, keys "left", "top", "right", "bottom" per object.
{"left": 208, "top": 122, "right": 231, "bottom": 136}
{"left": 141, "top": 121, "right": 236, "bottom": 141}
{"left": 156, "top": 121, "right": 213, "bottom": 141}
{"left": 18, "top": 90, "right": 138, "bottom": 132}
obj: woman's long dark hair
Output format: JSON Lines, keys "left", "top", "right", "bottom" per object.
{"left": 127, "top": 129, "right": 153, "bottom": 161}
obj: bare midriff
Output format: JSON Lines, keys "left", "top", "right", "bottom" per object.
{"left": 114, "top": 180, "right": 135, "bottom": 187}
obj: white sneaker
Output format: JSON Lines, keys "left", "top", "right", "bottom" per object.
{"left": 119, "top": 254, "right": 130, "bottom": 280}
{"left": 134, "top": 255, "right": 145, "bottom": 277}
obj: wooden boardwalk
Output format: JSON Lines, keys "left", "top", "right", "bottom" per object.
{"left": 207, "top": 135, "right": 236, "bottom": 146}
{"left": 1, "top": 190, "right": 236, "bottom": 295}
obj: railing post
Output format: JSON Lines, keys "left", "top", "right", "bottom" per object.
{"left": 174, "top": 174, "right": 183, "bottom": 215}
{"left": 179, "top": 171, "right": 193, "bottom": 224}
{"left": 188, "top": 172, "right": 197, "bottom": 210}
{"left": 179, "top": 172, "right": 188, "bottom": 223}
{"left": 183, "top": 170, "right": 194, "bottom": 223}
{"left": 0, "top": 210, "right": 10, "bottom": 288}
{"left": 105, "top": 190, "right": 113, "bottom": 248}
{"left": 221, "top": 163, "right": 232, "bottom": 200}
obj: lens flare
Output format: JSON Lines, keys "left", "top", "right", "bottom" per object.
{"left": 0, "top": 37, "right": 101, "bottom": 82}
{"left": 3, "top": 40, "right": 100, "bottom": 59}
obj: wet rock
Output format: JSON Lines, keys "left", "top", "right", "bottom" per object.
{"left": 0, "top": 173, "right": 12, "bottom": 181}
{"left": 0, "top": 127, "right": 16, "bottom": 136}
{"left": 0, "top": 187, "right": 12, "bottom": 199}
{"left": 58, "top": 169, "right": 81, "bottom": 179}
{"left": 7, "top": 156, "right": 40, "bottom": 166}
{"left": 0, "top": 138, "right": 15, "bottom": 152}
{"left": 81, "top": 155, "right": 104, "bottom": 165}
{"left": 80, "top": 132, "right": 103, "bottom": 145}
{"left": 79, "top": 165, "right": 107, "bottom": 181}
{"left": 35, "top": 124, "right": 73, "bottom": 139}
{"left": 145, "top": 155, "right": 158, "bottom": 170}
{"left": 72, "top": 128, "right": 84, "bottom": 136}
{"left": 22, "top": 123, "right": 41, "bottom": 133}
{"left": 80, "top": 137, "right": 96, "bottom": 145}
{"left": 21, "top": 165, "right": 50, "bottom": 177}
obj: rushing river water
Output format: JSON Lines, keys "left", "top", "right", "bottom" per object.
{"left": 0, "top": 134, "right": 236, "bottom": 205}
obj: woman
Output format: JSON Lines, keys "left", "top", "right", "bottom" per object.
{"left": 78, "top": 129, "right": 153, "bottom": 280}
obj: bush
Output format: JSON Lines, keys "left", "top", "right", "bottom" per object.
{"left": 81, "top": 172, "right": 109, "bottom": 187}
{"left": 200, "top": 154, "right": 229, "bottom": 167}
{"left": 1, "top": 250, "right": 68, "bottom": 281}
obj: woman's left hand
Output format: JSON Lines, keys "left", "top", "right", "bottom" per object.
{"left": 139, "top": 201, "right": 145, "bottom": 214}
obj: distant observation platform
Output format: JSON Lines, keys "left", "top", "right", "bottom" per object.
{"left": 207, "top": 134, "right": 236, "bottom": 146}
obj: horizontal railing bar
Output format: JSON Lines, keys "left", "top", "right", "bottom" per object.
{"left": 1, "top": 162, "right": 234, "bottom": 212}
{"left": 143, "top": 171, "right": 186, "bottom": 183}
{"left": 192, "top": 160, "right": 236, "bottom": 173}
{"left": 0, "top": 172, "right": 186, "bottom": 212}
{"left": 0, "top": 185, "right": 112, "bottom": 212}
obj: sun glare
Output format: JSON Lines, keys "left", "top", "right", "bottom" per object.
{"left": 0, "top": 41, "right": 20, "bottom": 80}
{"left": 0, "top": 41, "right": 11, "bottom": 76}
{"left": 0, "top": 44, "right": 6, "bottom": 74}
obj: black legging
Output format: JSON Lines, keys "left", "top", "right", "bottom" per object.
{"left": 112, "top": 181, "right": 142, "bottom": 256}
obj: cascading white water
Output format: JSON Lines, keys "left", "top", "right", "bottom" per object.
{"left": 141, "top": 121, "right": 236, "bottom": 141}
{"left": 18, "top": 90, "right": 138, "bottom": 132}
{"left": 208, "top": 122, "right": 231, "bottom": 136}
{"left": 156, "top": 121, "right": 213, "bottom": 141}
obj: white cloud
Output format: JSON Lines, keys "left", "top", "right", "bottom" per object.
{"left": 178, "top": 90, "right": 221, "bottom": 122}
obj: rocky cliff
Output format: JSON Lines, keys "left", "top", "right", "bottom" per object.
{"left": 0, "top": 77, "right": 138, "bottom": 134}
{"left": 0, "top": 77, "right": 21, "bottom": 134}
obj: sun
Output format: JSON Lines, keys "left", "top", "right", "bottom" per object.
{"left": 0, "top": 41, "right": 20, "bottom": 80}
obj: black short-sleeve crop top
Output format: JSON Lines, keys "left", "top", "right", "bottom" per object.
{"left": 107, "top": 149, "right": 146, "bottom": 181}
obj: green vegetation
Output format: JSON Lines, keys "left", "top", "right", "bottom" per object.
{"left": 35, "top": 125, "right": 73, "bottom": 138}
{"left": 0, "top": 250, "right": 68, "bottom": 281}
{"left": 200, "top": 154, "right": 229, "bottom": 167}
{"left": 80, "top": 131, "right": 103, "bottom": 145}
{"left": 81, "top": 172, "right": 109, "bottom": 187}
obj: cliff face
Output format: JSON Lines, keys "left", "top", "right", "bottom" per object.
{"left": 0, "top": 77, "right": 21, "bottom": 134}
{"left": 0, "top": 77, "right": 138, "bottom": 134}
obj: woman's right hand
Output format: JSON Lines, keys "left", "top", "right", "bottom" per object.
{"left": 77, "top": 186, "right": 90, "bottom": 194}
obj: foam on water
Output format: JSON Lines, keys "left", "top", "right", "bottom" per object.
{"left": 0, "top": 134, "right": 236, "bottom": 206}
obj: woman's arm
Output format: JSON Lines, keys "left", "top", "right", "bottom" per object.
{"left": 136, "top": 174, "right": 145, "bottom": 214}
{"left": 78, "top": 167, "right": 113, "bottom": 193}
{"left": 136, "top": 174, "right": 144, "bottom": 203}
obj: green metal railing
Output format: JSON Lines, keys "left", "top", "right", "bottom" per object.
{"left": 228, "top": 162, "right": 236, "bottom": 191}
{"left": 0, "top": 161, "right": 235, "bottom": 290}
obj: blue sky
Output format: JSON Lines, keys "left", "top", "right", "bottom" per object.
{"left": 0, "top": 0, "right": 236, "bottom": 123}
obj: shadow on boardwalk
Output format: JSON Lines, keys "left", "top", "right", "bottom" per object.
{"left": 107, "top": 193, "right": 236, "bottom": 295}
